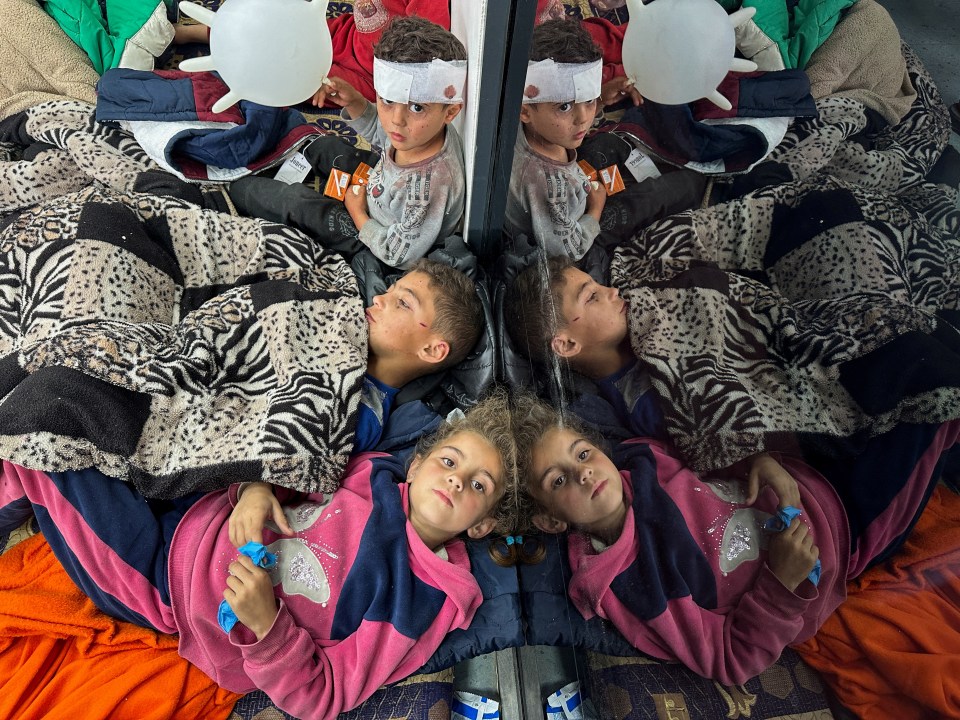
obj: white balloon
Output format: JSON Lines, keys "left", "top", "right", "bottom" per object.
{"left": 621, "top": 0, "right": 757, "bottom": 110}
{"left": 178, "top": 0, "right": 332, "bottom": 113}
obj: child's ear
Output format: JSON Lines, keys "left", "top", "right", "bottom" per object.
{"left": 418, "top": 338, "right": 449, "bottom": 366}
{"left": 443, "top": 103, "right": 463, "bottom": 123}
{"left": 550, "top": 332, "right": 580, "bottom": 359}
{"left": 532, "top": 512, "right": 567, "bottom": 534}
{"left": 406, "top": 454, "right": 422, "bottom": 481}
{"left": 465, "top": 515, "right": 498, "bottom": 540}
{"left": 519, "top": 104, "right": 534, "bottom": 125}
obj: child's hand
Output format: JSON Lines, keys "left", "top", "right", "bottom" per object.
{"left": 745, "top": 453, "right": 801, "bottom": 509}
{"left": 229, "top": 482, "right": 294, "bottom": 548}
{"left": 767, "top": 517, "right": 820, "bottom": 592}
{"left": 311, "top": 77, "right": 367, "bottom": 118}
{"left": 172, "top": 22, "right": 209, "bottom": 46}
{"left": 344, "top": 183, "right": 369, "bottom": 228}
{"left": 585, "top": 179, "right": 607, "bottom": 221}
{"left": 223, "top": 554, "right": 279, "bottom": 641}
{"left": 600, "top": 76, "right": 642, "bottom": 107}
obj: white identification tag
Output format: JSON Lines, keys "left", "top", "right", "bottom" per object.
{"left": 624, "top": 148, "right": 662, "bottom": 183}
{"left": 273, "top": 152, "right": 312, "bottom": 185}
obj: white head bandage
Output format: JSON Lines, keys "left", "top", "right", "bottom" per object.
{"left": 522, "top": 59, "right": 602, "bottom": 104}
{"left": 373, "top": 58, "right": 467, "bottom": 104}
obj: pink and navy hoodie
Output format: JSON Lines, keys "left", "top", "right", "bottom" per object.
{"left": 565, "top": 428, "right": 959, "bottom": 686}
{"left": 0, "top": 453, "right": 483, "bottom": 720}
{"left": 173, "top": 453, "right": 483, "bottom": 717}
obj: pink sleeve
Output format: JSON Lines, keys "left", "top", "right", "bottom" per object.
{"left": 232, "top": 595, "right": 466, "bottom": 717}
{"left": 597, "top": 564, "right": 818, "bottom": 685}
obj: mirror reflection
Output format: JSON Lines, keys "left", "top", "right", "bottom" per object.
{"left": 0, "top": 0, "right": 958, "bottom": 718}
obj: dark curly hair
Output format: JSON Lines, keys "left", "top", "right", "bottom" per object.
{"left": 529, "top": 18, "right": 602, "bottom": 64}
{"left": 374, "top": 16, "right": 467, "bottom": 63}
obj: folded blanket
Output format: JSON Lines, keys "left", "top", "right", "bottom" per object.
{"left": 0, "top": 182, "right": 366, "bottom": 497}
{"left": 751, "top": 44, "right": 949, "bottom": 196}
{"left": 96, "top": 69, "right": 325, "bottom": 182}
{"left": 0, "top": 532, "right": 241, "bottom": 720}
{"left": 0, "top": 0, "right": 98, "bottom": 120}
{"left": 795, "top": 486, "right": 960, "bottom": 719}
{"left": 613, "top": 174, "right": 960, "bottom": 473}
{"left": 805, "top": 0, "right": 916, "bottom": 126}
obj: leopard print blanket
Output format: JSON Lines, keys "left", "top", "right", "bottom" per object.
{"left": 613, "top": 172, "right": 960, "bottom": 473}
{"left": 0, "top": 101, "right": 366, "bottom": 498}
{"left": 744, "top": 44, "right": 952, "bottom": 202}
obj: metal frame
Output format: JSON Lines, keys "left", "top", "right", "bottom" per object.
{"left": 463, "top": 0, "right": 538, "bottom": 260}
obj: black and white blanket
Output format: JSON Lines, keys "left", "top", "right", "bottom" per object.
{"left": 613, "top": 171, "right": 960, "bottom": 473}
{"left": 605, "top": 37, "right": 960, "bottom": 473}
{"left": 728, "top": 43, "right": 955, "bottom": 227}
{"left": 0, "top": 101, "right": 366, "bottom": 498}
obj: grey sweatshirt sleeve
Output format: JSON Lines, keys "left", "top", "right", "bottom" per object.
{"left": 342, "top": 103, "right": 388, "bottom": 149}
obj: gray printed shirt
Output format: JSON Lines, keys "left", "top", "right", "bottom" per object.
{"left": 344, "top": 104, "right": 465, "bottom": 269}
{"left": 503, "top": 127, "right": 600, "bottom": 260}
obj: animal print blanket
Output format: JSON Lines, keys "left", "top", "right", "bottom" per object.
{"left": 0, "top": 101, "right": 366, "bottom": 498}
{"left": 731, "top": 44, "right": 952, "bottom": 206}
{"left": 612, "top": 173, "right": 960, "bottom": 473}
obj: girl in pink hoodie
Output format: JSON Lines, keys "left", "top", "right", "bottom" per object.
{"left": 0, "top": 392, "right": 518, "bottom": 720}
{"left": 513, "top": 393, "right": 960, "bottom": 685}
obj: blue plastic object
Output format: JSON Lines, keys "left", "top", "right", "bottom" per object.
{"left": 217, "top": 541, "right": 278, "bottom": 633}
{"left": 763, "top": 506, "right": 821, "bottom": 586}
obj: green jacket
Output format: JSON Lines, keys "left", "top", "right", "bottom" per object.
{"left": 718, "top": 0, "right": 859, "bottom": 69}
{"left": 42, "top": 0, "right": 173, "bottom": 74}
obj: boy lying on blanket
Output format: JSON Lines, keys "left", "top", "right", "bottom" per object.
{"left": 505, "top": 254, "right": 810, "bottom": 487}
{"left": 0, "top": 391, "right": 519, "bottom": 720}
{"left": 231, "top": 16, "right": 466, "bottom": 269}
{"left": 504, "top": 165, "right": 960, "bottom": 471}
{"left": 331, "top": 257, "right": 481, "bottom": 452}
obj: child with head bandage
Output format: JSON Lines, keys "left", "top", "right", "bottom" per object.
{"left": 314, "top": 16, "right": 467, "bottom": 269}
{"left": 504, "top": 19, "right": 707, "bottom": 261}
{"left": 504, "top": 19, "right": 607, "bottom": 261}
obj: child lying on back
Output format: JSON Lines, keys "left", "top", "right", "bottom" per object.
{"left": 0, "top": 391, "right": 520, "bottom": 719}
{"left": 505, "top": 19, "right": 705, "bottom": 260}
{"left": 512, "top": 393, "right": 960, "bottom": 684}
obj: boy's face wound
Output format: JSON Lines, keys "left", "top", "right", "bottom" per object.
{"left": 521, "top": 99, "right": 598, "bottom": 153}
{"left": 376, "top": 98, "right": 461, "bottom": 162}
{"left": 529, "top": 427, "right": 625, "bottom": 535}
{"left": 407, "top": 430, "right": 504, "bottom": 548}
{"left": 366, "top": 271, "right": 442, "bottom": 363}
{"left": 555, "top": 267, "right": 629, "bottom": 354}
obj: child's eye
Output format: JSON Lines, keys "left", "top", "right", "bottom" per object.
{"left": 409, "top": 103, "right": 426, "bottom": 114}
{"left": 551, "top": 475, "right": 566, "bottom": 488}
{"left": 441, "top": 457, "right": 455, "bottom": 468}
{"left": 399, "top": 298, "right": 410, "bottom": 309}
{"left": 557, "top": 102, "right": 573, "bottom": 113}
{"left": 380, "top": 97, "right": 394, "bottom": 105}
{"left": 471, "top": 479, "right": 485, "bottom": 493}
{"left": 578, "top": 449, "right": 590, "bottom": 462}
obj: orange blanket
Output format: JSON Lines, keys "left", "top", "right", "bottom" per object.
{"left": 0, "top": 533, "right": 242, "bottom": 720}
{"left": 795, "top": 486, "right": 960, "bottom": 719}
